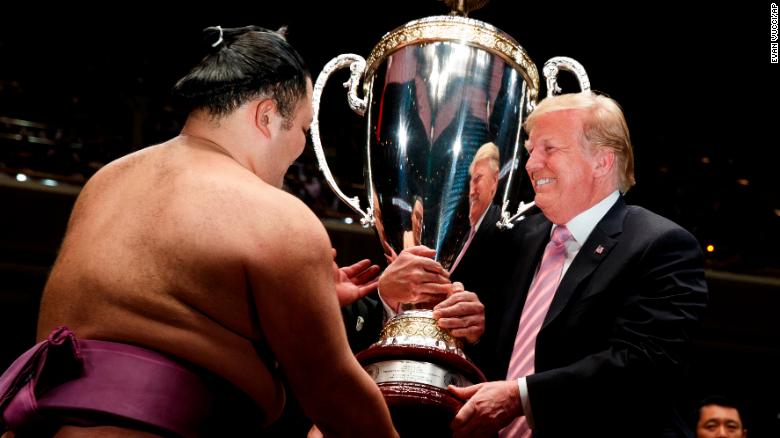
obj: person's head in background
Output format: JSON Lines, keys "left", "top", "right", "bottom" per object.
{"left": 696, "top": 395, "right": 747, "bottom": 438}
{"left": 468, "top": 141, "right": 499, "bottom": 227}
{"left": 411, "top": 196, "right": 424, "bottom": 246}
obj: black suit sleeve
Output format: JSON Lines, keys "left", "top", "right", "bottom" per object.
{"left": 341, "top": 293, "right": 385, "bottom": 353}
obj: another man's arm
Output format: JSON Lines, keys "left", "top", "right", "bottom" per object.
{"left": 377, "top": 246, "right": 485, "bottom": 343}
{"left": 334, "top": 240, "right": 489, "bottom": 353}
{"left": 377, "top": 245, "right": 451, "bottom": 312}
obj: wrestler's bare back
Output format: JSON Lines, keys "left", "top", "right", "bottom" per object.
{"left": 37, "top": 135, "right": 337, "bottom": 422}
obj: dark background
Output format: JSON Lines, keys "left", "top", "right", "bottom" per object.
{"left": 1, "top": 1, "right": 778, "bottom": 435}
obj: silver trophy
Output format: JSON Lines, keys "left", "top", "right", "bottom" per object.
{"left": 312, "top": 1, "right": 589, "bottom": 433}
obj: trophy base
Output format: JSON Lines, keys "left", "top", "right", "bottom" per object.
{"left": 356, "top": 310, "right": 486, "bottom": 437}
{"left": 382, "top": 381, "right": 462, "bottom": 438}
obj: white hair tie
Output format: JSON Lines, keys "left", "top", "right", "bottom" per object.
{"left": 211, "top": 26, "right": 224, "bottom": 48}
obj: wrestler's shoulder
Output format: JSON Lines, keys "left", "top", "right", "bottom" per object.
{"left": 94, "top": 144, "right": 162, "bottom": 174}
{"left": 211, "top": 174, "right": 326, "bottom": 243}
{"left": 77, "top": 144, "right": 165, "bottom": 196}
{"left": 254, "top": 187, "right": 328, "bottom": 241}
{"left": 226, "top": 172, "right": 313, "bottom": 214}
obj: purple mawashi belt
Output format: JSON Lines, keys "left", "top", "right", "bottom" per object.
{"left": 0, "top": 327, "right": 263, "bottom": 437}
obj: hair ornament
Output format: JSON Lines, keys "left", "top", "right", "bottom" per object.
{"left": 211, "top": 26, "right": 224, "bottom": 48}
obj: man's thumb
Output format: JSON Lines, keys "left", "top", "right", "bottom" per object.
{"left": 448, "top": 383, "right": 482, "bottom": 400}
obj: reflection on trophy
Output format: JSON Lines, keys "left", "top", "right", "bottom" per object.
{"left": 468, "top": 141, "right": 500, "bottom": 228}
{"left": 311, "top": 0, "right": 590, "bottom": 434}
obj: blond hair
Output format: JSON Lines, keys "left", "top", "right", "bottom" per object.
{"left": 469, "top": 141, "right": 500, "bottom": 175}
{"left": 525, "top": 91, "right": 635, "bottom": 192}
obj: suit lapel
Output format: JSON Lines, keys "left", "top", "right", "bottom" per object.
{"left": 495, "top": 217, "right": 551, "bottom": 365}
{"left": 542, "top": 198, "right": 627, "bottom": 329}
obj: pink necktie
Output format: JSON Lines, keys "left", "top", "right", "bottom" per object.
{"left": 500, "top": 225, "right": 572, "bottom": 438}
{"left": 450, "top": 226, "right": 476, "bottom": 273}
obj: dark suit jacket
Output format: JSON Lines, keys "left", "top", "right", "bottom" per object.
{"left": 451, "top": 204, "right": 503, "bottom": 283}
{"left": 342, "top": 293, "right": 385, "bottom": 353}
{"left": 459, "top": 198, "right": 708, "bottom": 438}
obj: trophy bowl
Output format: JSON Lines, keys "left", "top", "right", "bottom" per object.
{"left": 311, "top": 6, "right": 589, "bottom": 436}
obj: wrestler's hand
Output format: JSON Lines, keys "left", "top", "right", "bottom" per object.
{"left": 333, "top": 249, "right": 381, "bottom": 307}
{"left": 432, "top": 282, "right": 485, "bottom": 344}
{"left": 378, "top": 245, "right": 451, "bottom": 312}
{"left": 448, "top": 380, "right": 523, "bottom": 438}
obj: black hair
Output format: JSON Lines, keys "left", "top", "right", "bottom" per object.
{"left": 697, "top": 395, "right": 748, "bottom": 428}
{"left": 698, "top": 395, "right": 741, "bottom": 411}
{"left": 173, "top": 25, "right": 310, "bottom": 126}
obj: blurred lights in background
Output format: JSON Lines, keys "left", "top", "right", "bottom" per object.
{"left": 13, "top": 174, "right": 60, "bottom": 187}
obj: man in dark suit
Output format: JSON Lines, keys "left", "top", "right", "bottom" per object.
{"left": 448, "top": 91, "right": 708, "bottom": 438}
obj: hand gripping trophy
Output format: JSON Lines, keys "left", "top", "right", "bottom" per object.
{"left": 311, "top": 0, "right": 590, "bottom": 434}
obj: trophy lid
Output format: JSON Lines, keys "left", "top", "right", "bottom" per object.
{"left": 364, "top": 15, "right": 540, "bottom": 101}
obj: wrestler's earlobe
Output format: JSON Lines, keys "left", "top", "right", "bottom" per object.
{"left": 255, "top": 99, "right": 275, "bottom": 139}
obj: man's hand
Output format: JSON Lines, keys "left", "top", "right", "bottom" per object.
{"left": 332, "top": 249, "right": 381, "bottom": 307}
{"left": 378, "top": 245, "right": 452, "bottom": 311}
{"left": 432, "top": 282, "right": 484, "bottom": 344}
{"left": 448, "top": 380, "right": 523, "bottom": 438}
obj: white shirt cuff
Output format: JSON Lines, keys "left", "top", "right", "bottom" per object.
{"left": 518, "top": 377, "right": 534, "bottom": 428}
{"left": 378, "top": 287, "right": 397, "bottom": 324}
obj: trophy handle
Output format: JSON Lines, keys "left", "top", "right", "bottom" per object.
{"left": 542, "top": 56, "right": 591, "bottom": 97}
{"left": 311, "top": 54, "right": 374, "bottom": 226}
{"left": 496, "top": 200, "right": 537, "bottom": 230}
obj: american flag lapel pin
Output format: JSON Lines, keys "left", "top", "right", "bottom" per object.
{"left": 595, "top": 245, "right": 605, "bottom": 255}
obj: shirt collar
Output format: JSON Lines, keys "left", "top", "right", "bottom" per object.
{"left": 473, "top": 205, "right": 491, "bottom": 231}
{"left": 554, "top": 190, "right": 620, "bottom": 244}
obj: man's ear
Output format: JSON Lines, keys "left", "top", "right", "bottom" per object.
{"left": 255, "top": 99, "right": 276, "bottom": 139}
{"left": 593, "top": 149, "right": 615, "bottom": 177}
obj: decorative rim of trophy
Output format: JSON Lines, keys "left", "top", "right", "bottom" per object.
{"left": 375, "top": 310, "right": 464, "bottom": 353}
{"left": 356, "top": 310, "right": 485, "bottom": 387}
{"left": 364, "top": 15, "right": 540, "bottom": 102}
